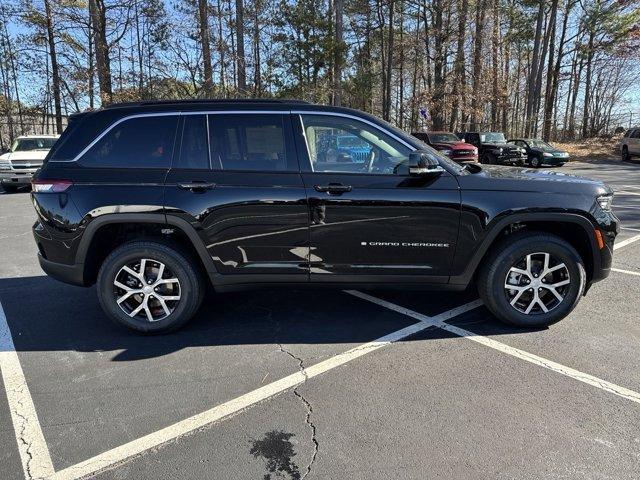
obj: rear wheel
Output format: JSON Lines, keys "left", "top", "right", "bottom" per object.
{"left": 97, "top": 241, "right": 205, "bottom": 333}
{"left": 478, "top": 233, "right": 585, "bottom": 327}
{"left": 622, "top": 146, "right": 630, "bottom": 162}
{"left": 1, "top": 184, "right": 18, "bottom": 193}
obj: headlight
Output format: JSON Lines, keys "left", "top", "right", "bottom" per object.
{"left": 597, "top": 194, "right": 613, "bottom": 211}
{"left": 0, "top": 161, "right": 10, "bottom": 171}
{"left": 543, "top": 152, "right": 553, "bottom": 157}
{"left": 472, "top": 149, "right": 478, "bottom": 155}
{"left": 440, "top": 149, "right": 452, "bottom": 156}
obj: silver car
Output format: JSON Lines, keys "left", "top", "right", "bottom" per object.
{"left": 620, "top": 127, "right": 640, "bottom": 162}
{"left": 0, "top": 135, "right": 59, "bottom": 192}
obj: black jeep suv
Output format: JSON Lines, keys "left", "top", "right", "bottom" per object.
{"left": 459, "top": 132, "right": 527, "bottom": 166}
{"left": 32, "top": 100, "right": 618, "bottom": 333}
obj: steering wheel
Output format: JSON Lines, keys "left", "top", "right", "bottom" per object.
{"left": 366, "top": 149, "right": 376, "bottom": 172}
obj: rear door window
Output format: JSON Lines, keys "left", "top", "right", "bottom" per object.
{"left": 79, "top": 115, "right": 179, "bottom": 168}
{"left": 209, "top": 114, "right": 296, "bottom": 171}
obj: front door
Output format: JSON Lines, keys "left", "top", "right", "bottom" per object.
{"left": 164, "top": 112, "right": 309, "bottom": 284}
{"left": 294, "top": 113, "right": 460, "bottom": 283}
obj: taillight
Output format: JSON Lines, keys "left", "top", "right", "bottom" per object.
{"left": 31, "top": 179, "right": 73, "bottom": 193}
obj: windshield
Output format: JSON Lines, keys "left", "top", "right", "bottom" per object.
{"left": 528, "top": 139, "right": 554, "bottom": 150}
{"left": 11, "top": 137, "right": 57, "bottom": 152}
{"left": 427, "top": 133, "right": 460, "bottom": 143}
{"left": 480, "top": 132, "right": 506, "bottom": 143}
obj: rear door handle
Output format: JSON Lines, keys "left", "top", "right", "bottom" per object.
{"left": 178, "top": 182, "right": 216, "bottom": 192}
{"left": 314, "top": 183, "right": 352, "bottom": 194}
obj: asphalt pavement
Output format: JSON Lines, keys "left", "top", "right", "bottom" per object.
{"left": 0, "top": 158, "right": 639, "bottom": 480}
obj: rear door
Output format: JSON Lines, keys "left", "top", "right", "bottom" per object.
{"left": 163, "top": 112, "right": 309, "bottom": 284}
{"left": 294, "top": 112, "right": 460, "bottom": 283}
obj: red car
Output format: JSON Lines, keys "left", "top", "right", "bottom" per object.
{"left": 412, "top": 131, "right": 478, "bottom": 163}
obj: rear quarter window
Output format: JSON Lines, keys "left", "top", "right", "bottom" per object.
{"left": 79, "top": 115, "right": 179, "bottom": 168}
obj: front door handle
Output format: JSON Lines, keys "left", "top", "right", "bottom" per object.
{"left": 314, "top": 183, "right": 352, "bottom": 195}
{"left": 178, "top": 182, "right": 216, "bottom": 192}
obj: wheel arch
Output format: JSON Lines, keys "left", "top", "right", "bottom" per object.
{"left": 76, "top": 213, "right": 219, "bottom": 286}
{"left": 451, "top": 213, "right": 599, "bottom": 287}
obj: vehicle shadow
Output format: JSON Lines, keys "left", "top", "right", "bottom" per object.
{"left": 0, "top": 275, "right": 541, "bottom": 361}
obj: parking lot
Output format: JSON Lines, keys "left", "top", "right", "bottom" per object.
{"left": 1, "top": 159, "right": 639, "bottom": 480}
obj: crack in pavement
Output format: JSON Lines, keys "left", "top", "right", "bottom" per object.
{"left": 277, "top": 343, "right": 319, "bottom": 480}
{"left": 273, "top": 313, "right": 319, "bottom": 479}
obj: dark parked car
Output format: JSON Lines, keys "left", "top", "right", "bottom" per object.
{"left": 459, "top": 132, "right": 527, "bottom": 166}
{"left": 509, "top": 138, "right": 569, "bottom": 168}
{"left": 32, "top": 99, "right": 618, "bottom": 333}
{"left": 411, "top": 131, "right": 478, "bottom": 163}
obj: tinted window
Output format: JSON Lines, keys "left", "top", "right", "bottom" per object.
{"left": 177, "top": 115, "right": 209, "bottom": 169}
{"left": 209, "top": 115, "right": 292, "bottom": 171}
{"left": 301, "top": 114, "right": 412, "bottom": 174}
{"left": 632, "top": 130, "right": 640, "bottom": 139}
{"left": 80, "top": 115, "right": 178, "bottom": 168}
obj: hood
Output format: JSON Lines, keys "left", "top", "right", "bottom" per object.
{"left": 432, "top": 141, "right": 475, "bottom": 150}
{"left": 482, "top": 142, "right": 518, "bottom": 150}
{"left": 1, "top": 150, "right": 49, "bottom": 162}
{"left": 463, "top": 165, "right": 611, "bottom": 195}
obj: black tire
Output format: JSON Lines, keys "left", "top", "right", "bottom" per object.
{"left": 481, "top": 153, "right": 495, "bottom": 165}
{"left": 477, "top": 232, "right": 586, "bottom": 328}
{"left": 97, "top": 241, "right": 205, "bottom": 334}
{"left": 529, "top": 156, "right": 542, "bottom": 168}
{"left": 1, "top": 184, "right": 18, "bottom": 193}
{"left": 622, "top": 146, "right": 630, "bottom": 162}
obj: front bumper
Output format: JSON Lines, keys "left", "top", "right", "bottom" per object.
{"left": 540, "top": 156, "right": 569, "bottom": 165}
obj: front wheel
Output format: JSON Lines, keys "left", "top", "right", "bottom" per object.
{"left": 622, "top": 146, "right": 630, "bottom": 162}
{"left": 97, "top": 241, "right": 205, "bottom": 333}
{"left": 529, "top": 156, "right": 542, "bottom": 168}
{"left": 477, "top": 233, "right": 585, "bottom": 327}
{"left": 481, "top": 153, "right": 495, "bottom": 165}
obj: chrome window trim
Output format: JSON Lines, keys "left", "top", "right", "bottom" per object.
{"left": 292, "top": 110, "right": 417, "bottom": 152}
{"left": 51, "top": 110, "right": 292, "bottom": 163}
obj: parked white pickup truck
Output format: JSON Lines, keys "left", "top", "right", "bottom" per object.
{"left": 0, "top": 135, "right": 59, "bottom": 192}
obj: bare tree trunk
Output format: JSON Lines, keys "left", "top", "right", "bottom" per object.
{"left": 431, "top": 0, "right": 445, "bottom": 130}
{"left": 332, "top": 0, "right": 344, "bottom": 106}
{"left": 252, "top": 0, "right": 261, "bottom": 95}
{"left": 197, "top": 0, "right": 213, "bottom": 97}
{"left": 581, "top": 30, "right": 595, "bottom": 138}
{"left": 235, "top": 0, "right": 246, "bottom": 96}
{"left": 525, "top": 0, "right": 544, "bottom": 136}
{"left": 470, "top": 0, "right": 486, "bottom": 131}
{"left": 449, "top": 0, "right": 467, "bottom": 131}
{"left": 490, "top": 0, "right": 499, "bottom": 129}
{"left": 43, "top": 0, "right": 63, "bottom": 132}
{"left": 88, "top": 0, "right": 112, "bottom": 104}
{"left": 383, "top": 0, "right": 394, "bottom": 121}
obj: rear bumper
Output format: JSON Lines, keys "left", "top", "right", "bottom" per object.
{"left": 37, "top": 253, "right": 86, "bottom": 287}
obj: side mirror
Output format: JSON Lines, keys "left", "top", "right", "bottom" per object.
{"left": 408, "top": 151, "right": 445, "bottom": 176}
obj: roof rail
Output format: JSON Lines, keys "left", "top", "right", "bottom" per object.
{"left": 103, "top": 98, "right": 311, "bottom": 109}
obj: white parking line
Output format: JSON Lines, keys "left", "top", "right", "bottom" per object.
{"left": 614, "top": 233, "right": 640, "bottom": 250}
{"left": 348, "top": 291, "right": 640, "bottom": 406}
{"left": 49, "top": 300, "right": 481, "bottom": 480}
{"left": 0, "top": 301, "right": 55, "bottom": 480}
{"left": 616, "top": 191, "right": 640, "bottom": 196}
{"left": 611, "top": 268, "right": 640, "bottom": 277}
{"left": 621, "top": 227, "right": 640, "bottom": 232}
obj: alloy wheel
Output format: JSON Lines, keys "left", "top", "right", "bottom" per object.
{"left": 504, "top": 252, "right": 570, "bottom": 315}
{"left": 113, "top": 258, "right": 181, "bottom": 322}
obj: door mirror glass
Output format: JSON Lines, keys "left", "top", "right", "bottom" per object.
{"left": 407, "top": 150, "right": 444, "bottom": 176}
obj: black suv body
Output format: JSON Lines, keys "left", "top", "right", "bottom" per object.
{"left": 459, "top": 132, "right": 527, "bottom": 166}
{"left": 32, "top": 100, "right": 618, "bottom": 332}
